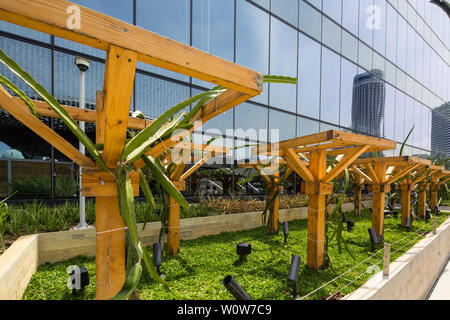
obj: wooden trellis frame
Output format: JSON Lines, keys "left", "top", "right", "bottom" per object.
{"left": 160, "top": 142, "right": 229, "bottom": 255}
{"left": 350, "top": 156, "right": 440, "bottom": 235}
{"left": 248, "top": 130, "right": 396, "bottom": 270}
{"left": 238, "top": 159, "right": 294, "bottom": 234}
{"left": 0, "top": 0, "right": 262, "bottom": 299}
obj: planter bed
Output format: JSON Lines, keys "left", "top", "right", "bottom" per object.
{"left": 22, "top": 210, "right": 450, "bottom": 300}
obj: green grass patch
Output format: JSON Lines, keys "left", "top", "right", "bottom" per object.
{"left": 23, "top": 210, "right": 450, "bottom": 300}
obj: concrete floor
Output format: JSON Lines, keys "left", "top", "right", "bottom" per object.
{"left": 428, "top": 258, "right": 450, "bottom": 300}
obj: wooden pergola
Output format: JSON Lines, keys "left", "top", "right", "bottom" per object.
{"left": 350, "top": 156, "right": 433, "bottom": 234}
{"left": 0, "top": 0, "right": 263, "bottom": 299}
{"left": 428, "top": 168, "right": 450, "bottom": 213}
{"left": 238, "top": 158, "right": 293, "bottom": 234}
{"left": 249, "top": 130, "right": 396, "bottom": 270}
{"left": 160, "top": 142, "right": 229, "bottom": 255}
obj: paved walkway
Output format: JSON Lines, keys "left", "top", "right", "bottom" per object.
{"left": 428, "top": 257, "right": 450, "bottom": 300}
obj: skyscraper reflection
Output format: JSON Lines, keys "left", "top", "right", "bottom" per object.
{"left": 351, "top": 70, "right": 386, "bottom": 137}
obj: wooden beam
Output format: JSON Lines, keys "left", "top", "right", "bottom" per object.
{"left": 102, "top": 45, "right": 137, "bottom": 167}
{"left": 0, "top": 0, "right": 262, "bottom": 96}
{"left": 180, "top": 158, "right": 208, "bottom": 181}
{"left": 372, "top": 162, "right": 387, "bottom": 238}
{"left": 282, "top": 148, "right": 315, "bottom": 182}
{"left": 322, "top": 145, "right": 369, "bottom": 183}
{"left": 364, "top": 163, "right": 380, "bottom": 184}
{"left": 0, "top": 88, "right": 95, "bottom": 168}
{"left": 13, "top": 96, "right": 150, "bottom": 130}
{"left": 167, "top": 195, "right": 180, "bottom": 256}
{"left": 95, "top": 91, "right": 105, "bottom": 145}
{"left": 254, "top": 165, "right": 272, "bottom": 184}
{"left": 400, "top": 183, "right": 411, "bottom": 227}
{"left": 350, "top": 165, "right": 373, "bottom": 184}
{"left": 306, "top": 149, "right": 327, "bottom": 270}
{"left": 385, "top": 163, "right": 421, "bottom": 185}
{"left": 268, "top": 172, "right": 280, "bottom": 235}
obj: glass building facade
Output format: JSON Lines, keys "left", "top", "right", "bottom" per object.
{"left": 0, "top": 0, "right": 449, "bottom": 198}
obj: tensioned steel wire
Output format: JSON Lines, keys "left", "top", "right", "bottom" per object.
{"left": 299, "top": 213, "right": 449, "bottom": 300}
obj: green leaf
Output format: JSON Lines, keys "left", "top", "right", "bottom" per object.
{"left": 124, "top": 113, "right": 185, "bottom": 165}
{"left": 121, "top": 88, "right": 225, "bottom": 162}
{"left": 0, "top": 49, "right": 109, "bottom": 173}
{"left": 399, "top": 125, "right": 414, "bottom": 156}
{"left": 263, "top": 75, "right": 297, "bottom": 84}
{"left": 0, "top": 74, "right": 37, "bottom": 116}
{"left": 110, "top": 263, "right": 142, "bottom": 300}
{"left": 141, "top": 155, "right": 189, "bottom": 212}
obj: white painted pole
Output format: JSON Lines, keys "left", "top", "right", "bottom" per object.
{"left": 74, "top": 57, "right": 90, "bottom": 230}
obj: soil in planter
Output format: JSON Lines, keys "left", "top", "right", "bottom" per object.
{"left": 23, "top": 210, "right": 450, "bottom": 300}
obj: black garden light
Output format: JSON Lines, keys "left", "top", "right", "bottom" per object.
{"left": 236, "top": 242, "right": 251, "bottom": 260}
{"left": 393, "top": 211, "right": 399, "bottom": 219}
{"left": 222, "top": 275, "right": 251, "bottom": 300}
{"left": 425, "top": 209, "right": 431, "bottom": 222}
{"left": 68, "top": 265, "right": 89, "bottom": 296}
{"left": 283, "top": 221, "right": 289, "bottom": 244}
{"left": 368, "top": 228, "right": 379, "bottom": 251}
{"left": 287, "top": 255, "right": 301, "bottom": 298}
{"left": 153, "top": 242, "right": 162, "bottom": 275}
{"left": 347, "top": 220, "right": 355, "bottom": 232}
{"left": 405, "top": 217, "right": 412, "bottom": 232}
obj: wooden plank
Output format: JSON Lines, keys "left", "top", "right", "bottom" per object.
{"left": 0, "top": 88, "right": 95, "bottom": 168}
{"left": 82, "top": 170, "right": 139, "bottom": 197}
{"left": 306, "top": 149, "right": 327, "bottom": 270}
{"left": 0, "top": 0, "right": 262, "bottom": 96}
{"left": 385, "top": 163, "right": 421, "bottom": 185}
{"left": 418, "top": 186, "right": 427, "bottom": 218}
{"left": 350, "top": 165, "right": 373, "bottom": 184}
{"left": 322, "top": 145, "right": 369, "bottom": 183}
{"left": 95, "top": 197, "right": 126, "bottom": 300}
{"left": 102, "top": 45, "right": 137, "bottom": 167}
{"left": 400, "top": 183, "right": 411, "bottom": 227}
{"left": 282, "top": 148, "right": 314, "bottom": 182}
{"left": 167, "top": 195, "right": 180, "bottom": 256}
{"left": 268, "top": 172, "right": 280, "bottom": 235}
{"left": 329, "top": 130, "right": 397, "bottom": 150}
{"left": 372, "top": 162, "right": 387, "bottom": 238}
{"left": 12, "top": 96, "right": 150, "bottom": 130}
{"left": 95, "top": 91, "right": 105, "bottom": 145}
{"left": 180, "top": 158, "right": 208, "bottom": 181}
{"left": 364, "top": 163, "right": 380, "bottom": 184}
{"left": 430, "top": 184, "right": 439, "bottom": 212}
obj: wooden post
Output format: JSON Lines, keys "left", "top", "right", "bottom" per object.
{"left": 167, "top": 195, "right": 180, "bottom": 256}
{"left": 430, "top": 183, "right": 439, "bottom": 212}
{"left": 268, "top": 172, "right": 280, "bottom": 234}
{"left": 95, "top": 46, "right": 137, "bottom": 300}
{"left": 306, "top": 149, "right": 327, "bottom": 270}
{"left": 354, "top": 184, "right": 362, "bottom": 217}
{"left": 372, "top": 163, "right": 387, "bottom": 240}
{"left": 418, "top": 184, "right": 427, "bottom": 219}
{"left": 383, "top": 243, "right": 391, "bottom": 277}
{"left": 400, "top": 183, "right": 411, "bottom": 227}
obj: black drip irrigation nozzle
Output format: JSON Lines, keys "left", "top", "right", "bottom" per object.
{"left": 153, "top": 242, "right": 162, "bottom": 276}
{"left": 287, "top": 255, "right": 301, "bottom": 298}
{"left": 237, "top": 243, "right": 251, "bottom": 261}
{"left": 283, "top": 221, "right": 289, "bottom": 244}
{"left": 222, "top": 275, "right": 251, "bottom": 300}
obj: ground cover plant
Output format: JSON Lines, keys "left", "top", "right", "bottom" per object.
{"left": 23, "top": 209, "right": 449, "bottom": 300}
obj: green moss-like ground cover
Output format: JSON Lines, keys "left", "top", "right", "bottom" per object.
{"left": 23, "top": 209, "right": 449, "bottom": 300}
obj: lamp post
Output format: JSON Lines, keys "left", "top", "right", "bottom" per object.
{"left": 74, "top": 57, "right": 90, "bottom": 230}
